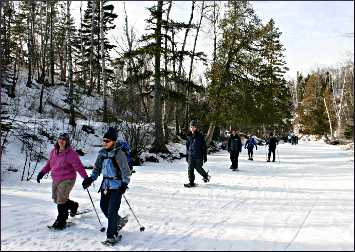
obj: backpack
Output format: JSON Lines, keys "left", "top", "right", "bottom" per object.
{"left": 117, "top": 140, "right": 134, "bottom": 171}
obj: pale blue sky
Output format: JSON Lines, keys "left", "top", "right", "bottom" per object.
{"left": 252, "top": 1, "right": 354, "bottom": 79}
{"left": 72, "top": 1, "right": 354, "bottom": 81}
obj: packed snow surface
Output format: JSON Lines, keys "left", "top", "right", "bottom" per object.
{"left": 1, "top": 142, "right": 354, "bottom": 251}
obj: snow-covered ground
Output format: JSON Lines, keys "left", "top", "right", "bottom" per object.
{"left": 1, "top": 141, "right": 354, "bottom": 251}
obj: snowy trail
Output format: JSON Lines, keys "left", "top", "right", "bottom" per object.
{"left": 1, "top": 142, "right": 353, "bottom": 251}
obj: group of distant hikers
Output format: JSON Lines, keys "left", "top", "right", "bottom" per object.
{"left": 36, "top": 120, "right": 281, "bottom": 244}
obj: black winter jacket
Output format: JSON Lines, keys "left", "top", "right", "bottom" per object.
{"left": 266, "top": 136, "right": 278, "bottom": 149}
{"left": 186, "top": 131, "right": 207, "bottom": 161}
{"left": 228, "top": 134, "right": 242, "bottom": 153}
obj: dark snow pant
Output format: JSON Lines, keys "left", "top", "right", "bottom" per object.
{"left": 188, "top": 158, "right": 208, "bottom": 184}
{"left": 268, "top": 147, "right": 276, "bottom": 162}
{"left": 100, "top": 189, "right": 122, "bottom": 238}
{"left": 230, "top": 151, "right": 240, "bottom": 169}
{"left": 247, "top": 148, "right": 254, "bottom": 159}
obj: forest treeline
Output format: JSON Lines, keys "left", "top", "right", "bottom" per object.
{"left": 1, "top": 1, "right": 353, "bottom": 155}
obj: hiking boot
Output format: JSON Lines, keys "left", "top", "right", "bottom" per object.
{"left": 267, "top": 160, "right": 270, "bottom": 162}
{"left": 69, "top": 201, "right": 79, "bottom": 217}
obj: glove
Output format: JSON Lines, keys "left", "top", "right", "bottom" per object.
{"left": 203, "top": 156, "right": 207, "bottom": 163}
{"left": 118, "top": 182, "right": 128, "bottom": 194}
{"left": 37, "top": 171, "right": 45, "bottom": 183}
{"left": 186, "top": 156, "right": 189, "bottom": 163}
{"left": 82, "top": 176, "right": 94, "bottom": 189}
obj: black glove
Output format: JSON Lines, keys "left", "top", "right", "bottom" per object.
{"left": 118, "top": 182, "right": 128, "bottom": 194}
{"left": 186, "top": 156, "right": 189, "bottom": 163}
{"left": 82, "top": 176, "right": 94, "bottom": 189}
{"left": 203, "top": 156, "right": 207, "bottom": 163}
{"left": 37, "top": 171, "right": 45, "bottom": 183}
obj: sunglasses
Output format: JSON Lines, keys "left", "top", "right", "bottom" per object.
{"left": 102, "top": 139, "right": 112, "bottom": 143}
{"left": 58, "top": 137, "right": 67, "bottom": 141}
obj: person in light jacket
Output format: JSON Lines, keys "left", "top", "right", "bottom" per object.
{"left": 82, "top": 127, "right": 131, "bottom": 244}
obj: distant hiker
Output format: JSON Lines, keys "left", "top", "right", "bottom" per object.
{"left": 184, "top": 120, "right": 210, "bottom": 188}
{"left": 227, "top": 128, "right": 242, "bottom": 170}
{"left": 266, "top": 132, "right": 278, "bottom": 162}
{"left": 244, "top": 135, "right": 258, "bottom": 160}
{"left": 291, "top": 134, "right": 296, "bottom": 145}
{"left": 36, "top": 133, "right": 89, "bottom": 230}
{"left": 82, "top": 127, "right": 131, "bottom": 245}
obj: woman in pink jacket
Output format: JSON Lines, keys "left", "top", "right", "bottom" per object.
{"left": 37, "top": 133, "right": 89, "bottom": 230}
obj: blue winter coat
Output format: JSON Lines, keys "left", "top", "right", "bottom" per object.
{"left": 245, "top": 138, "right": 258, "bottom": 150}
{"left": 90, "top": 146, "right": 131, "bottom": 191}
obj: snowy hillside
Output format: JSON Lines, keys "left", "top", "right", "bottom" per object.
{"left": 1, "top": 141, "right": 353, "bottom": 251}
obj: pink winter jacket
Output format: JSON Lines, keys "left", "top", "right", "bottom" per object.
{"left": 40, "top": 147, "right": 88, "bottom": 183}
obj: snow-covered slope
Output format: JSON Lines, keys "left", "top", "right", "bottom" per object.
{"left": 1, "top": 142, "right": 353, "bottom": 251}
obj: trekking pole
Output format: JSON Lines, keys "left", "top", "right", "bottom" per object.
{"left": 87, "top": 189, "right": 106, "bottom": 232}
{"left": 123, "top": 195, "right": 145, "bottom": 232}
{"left": 277, "top": 149, "right": 280, "bottom": 163}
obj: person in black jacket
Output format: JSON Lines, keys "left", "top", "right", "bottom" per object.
{"left": 184, "top": 120, "right": 210, "bottom": 188}
{"left": 266, "top": 132, "right": 278, "bottom": 162}
{"left": 228, "top": 128, "right": 242, "bottom": 170}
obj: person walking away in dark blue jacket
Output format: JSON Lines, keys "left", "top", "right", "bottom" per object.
{"left": 184, "top": 120, "right": 210, "bottom": 188}
{"left": 228, "top": 128, "right": 242, "bottom": 170}
{"left": 266, "top": 132, "right": 278, "bottom": 162}
{"left": 244, "top": 135, "right": 258, "bottom": 161}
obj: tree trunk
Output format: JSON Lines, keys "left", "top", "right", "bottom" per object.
{"left": 163, "top": 0, "right": 172, "bottom": 144}
{"left": 50, "top": 1, "right": 54, "bottom": 86}
{"left": 88, "top": 0, "right": 96, "bottom": 95}
{"left": 205, "top": 121, "right": 216, "bottom": 147}
{"left": 185, "top": 1, "right": 205, "bottom": 129}
{"left": 176, "top": 1, "right": 195, "bottom": 134}
{"left": 323, "top": 97, "right": 334, "bottom": 140}
{"left": 100, "top": 0, "right": 107, "bottom": 122}
{"left": 151, "top": 0, "right": 168, "bottom": 153}
{"left": 79, "top": 1, "right": 87, "bottom": 82}
{"left": 66, "top": 1, "right": 75, "bottom": 126}
{"left": 26, "top": 2, "right": 35, "bottom": 88}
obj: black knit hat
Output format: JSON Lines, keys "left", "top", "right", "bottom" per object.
{"left": 103, "top": 127, "right": 118, "bottom": 141}
{"left": 190, "top": 120, "right": 198, "bottom": 128}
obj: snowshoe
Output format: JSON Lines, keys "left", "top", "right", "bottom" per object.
{"left": 47, "top": 221, "right": 73, "bottom": 230}
{"left": 101, "top": 235, "right": 122, "bottom": 246}
{"left": 72, "top": 208, "right": 92, "bottom": 216}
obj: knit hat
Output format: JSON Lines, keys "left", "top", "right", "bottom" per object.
{"left": 189, "top": 120, "right": 198, "bottom": 128}
{"left": 103, "top": 127, "right": 118, "bottom": 142}
{"left": 58, "top": 133, "right": 70, "bottom": 142}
